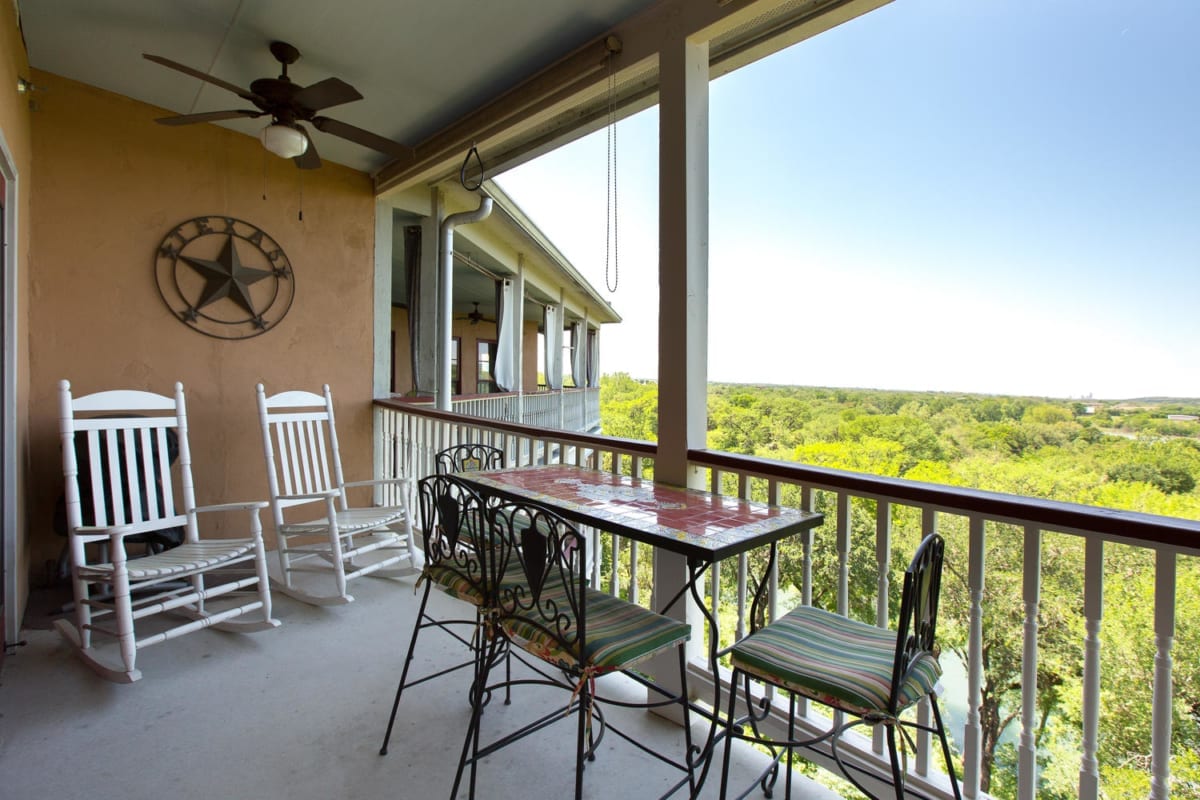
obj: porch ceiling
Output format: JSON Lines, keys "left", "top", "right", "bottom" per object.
{"left": 17, "top": 0, "right": 659, "bottom": 176}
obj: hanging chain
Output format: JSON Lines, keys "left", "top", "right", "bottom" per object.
{"left": 604, "top": 50, "right": 619, "bottom": 294}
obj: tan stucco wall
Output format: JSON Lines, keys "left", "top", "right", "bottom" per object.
{"left": 25, "top": 70, "right": 377, "bottom": 579}
{"left": 1, "top": 3, "right": 36, "bottom": 630}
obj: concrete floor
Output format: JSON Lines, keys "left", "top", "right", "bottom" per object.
{"left": 0, "top": 571, "right": 841, "bottom": 800}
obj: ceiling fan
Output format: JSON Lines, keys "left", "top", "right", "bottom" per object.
{"left": 144, "top": 40, "right": 411, "bottom": 169}
{"left": 457, "top": 302, "right": 486, "bottom": 326}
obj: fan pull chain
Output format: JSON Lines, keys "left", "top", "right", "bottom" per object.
{"left": 604, "top": 48, "right": 619, "bottom": 294}
{"left": 298, "top": 169, "right": 304, "bottom": 222}
{"left": 262, "top": 150, "right": 268, "bottom": 201}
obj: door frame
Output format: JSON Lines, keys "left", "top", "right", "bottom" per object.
{"left": 0, "top": 128, "right": 19, "bottom": 647}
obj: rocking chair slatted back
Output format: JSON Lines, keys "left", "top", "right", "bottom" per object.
{"left": 60, "top": 384, "right": 193, "bottom": 538}
{"left": 258, "top": 387, "right": 347, "bottom": 511}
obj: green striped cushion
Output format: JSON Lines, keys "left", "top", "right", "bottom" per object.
{"left": 730, "top": 605, "right": 941, "bottom": 715}
{"left": 501, "top": 583, "right": 690, "bottom": 674}
{"left": 424, "top": 563, "right": 486, "bottom": 605}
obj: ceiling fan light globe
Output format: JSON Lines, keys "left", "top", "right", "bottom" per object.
{"left": 260, "top": 123, "right": 308, "bottom": 158}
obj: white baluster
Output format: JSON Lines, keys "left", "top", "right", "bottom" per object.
{"left": 962, "top": 516, "right": 986, "bottom": 798}
{"left": 1149, "top": 548, "right": 1176, "bottom": 800}
{"left": 1018, "top": 526, "right": 1041, "bottom": 800}
{"left": 873, "top": 500, "right": 892, "bottom": 756}
{"left": 917, "top": 507, "right": 938, "bottom": 777}
{"left": 1078, "top": 536, "right": 1103, "bottom": 800}
{"left": 836, "top": 492, "right": 851, "bottom": 617}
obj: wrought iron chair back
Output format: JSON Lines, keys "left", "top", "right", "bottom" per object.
{"left": 452, "top": 496, "right": 695, "bottom": 800}
{"left": 489, "top": 500, "right": 587, "bottom": 666}
{"left": 435, "top": 443, "right": 505, "bottom": 475}
{"left": 890, "top": 531, "right": 945, "bottom": 716}
{"left": 718, "top": 531, "right": 960, "bottom": 800}
{"left": 417, "top": 473, "right": 491, "bottom": 596}
{"left": 379, "top": 473, "right": 491, "bottom": 757}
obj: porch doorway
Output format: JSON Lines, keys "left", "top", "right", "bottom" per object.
{"left": 0, "top": 135, "right": 16, "bottom": 656}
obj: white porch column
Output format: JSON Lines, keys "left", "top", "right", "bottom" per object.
{"left": 513, "top": 255, "right": 526, "bottom": 421}
{"left": 373, "top": 200, "right": 393, "bottom": 400}
{"left": 416, "top": 187, "right": 441, "bottom": 396}
{"left": 651, "top": 30, "right": 709, "bottom": 706}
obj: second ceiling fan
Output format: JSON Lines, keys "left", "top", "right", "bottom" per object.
{"left": 145, "top": 40, "right": 411, "bottom": 169}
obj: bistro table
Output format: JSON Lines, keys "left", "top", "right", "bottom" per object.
{"left": 454, "top": 463, "right": 824, "bottom": 797}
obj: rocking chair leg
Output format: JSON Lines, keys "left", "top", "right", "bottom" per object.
{"left": 110, "top": 547, "right": 137, "bottom": 676}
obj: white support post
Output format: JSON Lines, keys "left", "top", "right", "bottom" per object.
{"left": 650, "top": 29, "right": 709, "bottom": 711}
{"left": 373, "top": 201, "right": 394, "bottom": 497}
{"left": 514, "top": 256, "right": 526, "bottom": 421}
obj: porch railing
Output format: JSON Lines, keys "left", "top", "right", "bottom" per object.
{"left": 394, "top": 387, "right": 601, "bottom": 433}
{"left": 374, "top": 398, "right": 1200, "bottom": 800}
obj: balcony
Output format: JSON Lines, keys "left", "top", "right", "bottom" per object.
{"left": 373, "top": 400, "right": 1200, "bottom": 800}
{"left": 3, "top": 556, "right": 843, "bottom": 800}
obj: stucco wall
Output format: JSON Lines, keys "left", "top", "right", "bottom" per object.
{"left": 1, "top": 3, "right": 35, "bottom": 630}
{"left": 25, "top": 70, "right": 377, "bottom": 579}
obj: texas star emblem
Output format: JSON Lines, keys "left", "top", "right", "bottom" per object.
{"left": 154, "top": 216, "right": 295, "bottom": 339}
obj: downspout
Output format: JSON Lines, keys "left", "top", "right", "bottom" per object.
{"left": 437, "top": 195, "right": 494, "bottom": 411}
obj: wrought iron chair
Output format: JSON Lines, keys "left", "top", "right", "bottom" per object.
{"left": 255, "top": 384, "right": 418, "bottom": 605}
{"left": 435, "top": 443, "right": 504, "bottom": 475}
{"left": 379, "top": 473, "right": 490, "bottom": 756}
{"left": 453, "top": 498, "right": 696, "bottom": 800}
{"left": 56, "top": 380, "right": 279, "bottom": 683}
{"left": 718, "top": 533, "right": 961, "bottom": 800}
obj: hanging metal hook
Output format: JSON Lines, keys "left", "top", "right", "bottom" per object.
{"left": 460, "top": 142, "right": 484, "bottom": 192}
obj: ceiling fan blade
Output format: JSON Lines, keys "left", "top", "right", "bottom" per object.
{"left": 154, "top": 109, "right": 265, "bottom": 126}
{"left": 293, "top": 127, "right": 322, "bottom": 170}
{"left": 143, "top": 54, "right": 261, "bottom": 103}
{"left": 311, "top": 116, "right": 412, "bottom": 159}
{"left": 293, "top": 78, "right": 362, "bottom": 112}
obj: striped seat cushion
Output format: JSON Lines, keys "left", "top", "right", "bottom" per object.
{"left": 423, "top": 554, "right": 524, "bottom": 605}
{"left": 501, "top": 582, "right": 690, "bottom": 675}
{"left": 423, "top": 563, "right": 486, "bottom": 605}
{"left": 730, "top": 605, "right": 941, "bottom": 715}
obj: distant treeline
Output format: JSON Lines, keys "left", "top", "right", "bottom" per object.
{"left": 598, "top": 373, "right": 1200, "bottom": 799}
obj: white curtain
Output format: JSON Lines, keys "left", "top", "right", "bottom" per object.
{"left": 570, "top": 321, "right": 585, "bottom": 388}
{"left": 493, "top": 280, "right": 515, "bottom": 392}
{"left": 588, "top": 329, "right": 600, "bottom": 388}
{"left": 544, "top": 305, "right": 562, "bottom": 390}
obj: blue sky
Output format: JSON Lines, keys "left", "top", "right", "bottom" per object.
{"left": 496, "top": 1, "right": 1200, "bottom": 400}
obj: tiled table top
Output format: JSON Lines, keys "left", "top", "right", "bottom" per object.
{"left": 458, "top": 464, "right": 823, "bottom": 560}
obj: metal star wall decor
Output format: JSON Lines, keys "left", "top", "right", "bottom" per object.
{"left": 154, "top": 216, "right": 295, "bottom": 339}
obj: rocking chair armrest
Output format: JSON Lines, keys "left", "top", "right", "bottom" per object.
{"left": 70, "top": 523, "right": 138, "bottom": 543}
{"left": 275, "top": 490, "right": 341, "bottom": 502}
{"left": 191, "top": 500, "right": 270, "bottom": 515}
{"left": 341, "top": 477, "right": 413, "bottom": 490}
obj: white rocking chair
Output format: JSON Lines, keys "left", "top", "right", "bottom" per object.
{"left": 255, "top": 384, "right": 418, "bottom": 605}
{"left": 56, "top": 380, "right": 279, "bottom": 683}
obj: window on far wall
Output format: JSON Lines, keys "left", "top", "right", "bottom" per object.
{"left": 451, "top": 336, "right": 462, "bottom": 395}
{"left": 476, "top": 339, "right": 496, "bottom": 394}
